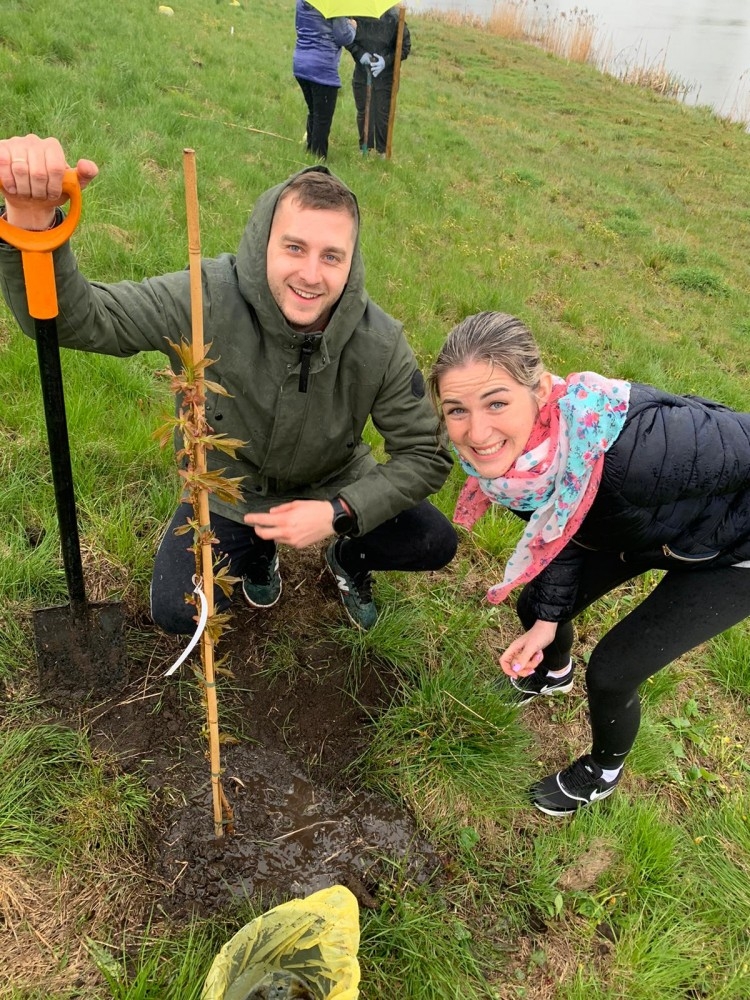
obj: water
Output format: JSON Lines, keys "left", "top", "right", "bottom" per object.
{"left": 414, "top": 0, "right": 750, "bottom": 122}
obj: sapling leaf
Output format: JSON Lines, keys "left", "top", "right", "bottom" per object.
{"left": 205, "top": 434, "right": 247, "bottom": 458}
{"left": 178, "top": 469, "right": 245, "bottom": 502}
{"left": 165, "top": 338, "right": 198, "bottom": 378}
{"left": 206, "top": 611, "right": 234, "bottom": 642}
{"left": 214, "top": 564, "right": 241, "bottom": 598}
{"left": 152, "top": 419, "right": 180, "bottom": 448}
{"left": 204, "top": 378, "right": 230, "bottom": 396}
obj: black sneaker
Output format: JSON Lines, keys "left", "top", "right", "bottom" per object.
{"left": 531, "top": 755, "right": 622, "bottom": 816}
{"left": 324, "top": 540, "right": 378, "bottom": 631}
{"left": 242, "top": 551, "right": 282, "bottom": 609}
{"left": 505, "top": 660, "right": 574, "bottom": 705}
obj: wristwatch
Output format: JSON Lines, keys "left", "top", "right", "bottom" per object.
{"left": 330, "top": 496, "right": 356, "bottom": 536}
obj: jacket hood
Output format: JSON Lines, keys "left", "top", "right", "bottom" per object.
{"left": 236, "top": 166, "right": 368, "bottom": 357}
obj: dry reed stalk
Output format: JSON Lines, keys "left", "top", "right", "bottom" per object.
{"left": 534, "top": 11, "right": 596, "bottom": 63}
{"left": 536, "top": 19, "right": 565, "bottom": 56}
{"left": 487, "top": 1, "right": 527, "bottom": 41}
{"left": 486, "top": 2, "right": 597, "bottom": 66}
{"left": 620, "top": 54, "right": 692, "bottom": 99}
{"left": 422, "top": 10, "right": 483, "bottom": 29}
{"left": 566, "top": 19, "right": 596, "bottom": 64}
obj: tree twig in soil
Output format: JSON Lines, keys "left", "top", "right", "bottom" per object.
{"left": 273, "top": 820, "right": 337, "bottom": 842}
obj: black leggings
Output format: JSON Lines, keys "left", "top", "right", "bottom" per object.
{"left": 150, "top": 500, "right": 457, "bottom": 634}
{"left": 516, "top": 553, "right": 750, "bottom": 767}
{"left": 352, "top": 72, "right": 393, "bottom": 153}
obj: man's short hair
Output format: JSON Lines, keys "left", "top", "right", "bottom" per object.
{"left": 279, "top": 171, "right": 358, "bottom": 227}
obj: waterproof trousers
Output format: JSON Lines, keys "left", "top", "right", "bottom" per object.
{"left": 352, "top": 71, "right": 393, "bottom": 153}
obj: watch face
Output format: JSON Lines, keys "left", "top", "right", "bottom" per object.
{"left": 332, "top": 499, "right": 354, "bottom": 534}
{"left": 334, "top": 511, "right": 354, "bottom": 535}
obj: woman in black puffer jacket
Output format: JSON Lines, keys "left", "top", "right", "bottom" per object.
{"left": 429, "top": 311, "right": 750, "bottom": 816}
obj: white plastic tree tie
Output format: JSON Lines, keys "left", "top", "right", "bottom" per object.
{"left": 164, "top": 576, "right": 209, "bottom": 677}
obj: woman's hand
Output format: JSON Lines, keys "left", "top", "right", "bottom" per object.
{"left": 499, "top": 620, "right": 558, "bottom": 677}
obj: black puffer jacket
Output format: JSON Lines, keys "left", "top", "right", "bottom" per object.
{"left": 525, "top": 383, "right": 750, "bottom": 621}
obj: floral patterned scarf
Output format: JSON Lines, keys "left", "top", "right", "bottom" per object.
{"left": 453, "top": 372, "right": 631, "bottom": 604}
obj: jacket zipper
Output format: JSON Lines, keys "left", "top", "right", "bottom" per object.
{"left": 298, "top": 336, "right": 315, "bottom": 393}
{"left": 662, "top": 544, "right": 718, "bottom": 562}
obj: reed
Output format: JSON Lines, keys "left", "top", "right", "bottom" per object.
{"left": 464, "top": 1, "right": 696, "bottom": 104}
{"left": 486, "top": 1, "right": 527, "bottom": 41}
{"left": 486, "top": 1, "right": 599, "bottom": 65}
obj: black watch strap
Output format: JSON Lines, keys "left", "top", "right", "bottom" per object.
{"left": 331, "top": 496, "right": 356, "bottom": 536}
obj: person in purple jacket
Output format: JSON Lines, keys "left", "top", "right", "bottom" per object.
{"left": 293, "top": 1, "right": 356, "bottom": 160}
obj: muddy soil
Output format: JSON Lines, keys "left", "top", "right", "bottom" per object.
{"left": 71, "top": 545, "right": 444, "bottom": 918}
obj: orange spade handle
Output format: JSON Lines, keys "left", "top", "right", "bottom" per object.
{"left": 0, "top": 169, "right": 82, "bottom": 319}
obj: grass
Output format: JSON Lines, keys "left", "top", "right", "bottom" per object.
{"left": 2, "top": 0, "right": 750, "bottom": 997}
{"left": 0, "top": 720, "right": 150, "bottom": 868}
{"left": 88, "top": 920, "right": 234, "bottom": 1000}
{"left": 706, "top": 620, "right": 750, "bottom": 698}
{"left": 359, "top": 876, "right": 488, "bottom": 999}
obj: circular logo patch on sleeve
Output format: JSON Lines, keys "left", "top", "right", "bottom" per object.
{"left": 411, "top": 369, "right": 426, "bottom": 398}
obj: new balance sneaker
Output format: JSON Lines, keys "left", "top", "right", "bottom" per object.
{"left": 324, "top": 540, "right": 378, "bottom": 631}
{"left": 531, "top": 755, "right": 622, "bottom": 816}
{"left": 505, "top": 660, "right": 575, "bottom": 705}
{"left": 242, "top": 551, "right": 282, "bottom": 609}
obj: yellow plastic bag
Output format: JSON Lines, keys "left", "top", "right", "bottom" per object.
{"left": 202, "top": 885, "right": 360, "bottom": 1000}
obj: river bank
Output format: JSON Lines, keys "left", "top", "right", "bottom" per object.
{"left": 419, "top": 0, "right": 750, "bottom": 125}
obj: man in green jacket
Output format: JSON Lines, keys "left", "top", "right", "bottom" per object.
{"left": 0, "top": 134, "right": 456, "bottom": 633}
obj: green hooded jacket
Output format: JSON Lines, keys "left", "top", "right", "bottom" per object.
{"left": 0, "top": 167, "right": 452, "bottom": 534}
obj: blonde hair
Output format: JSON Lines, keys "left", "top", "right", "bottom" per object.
{"left": 428, "top": 312, "right": 546, "bottom": 417}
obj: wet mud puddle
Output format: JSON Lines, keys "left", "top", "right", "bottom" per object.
{"left": 157, "top": 741, "right": 440, "bottom": 914}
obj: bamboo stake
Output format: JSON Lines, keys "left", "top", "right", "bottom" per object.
{"left": 385, "top": 4, "right": 407, "bottom": 161}
{"left": 182, "top": 147, "right": 225, "bottom": 839}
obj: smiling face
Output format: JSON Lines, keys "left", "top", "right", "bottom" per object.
{"left": 438, "top": 360, "right": 553, "bottom": 478}
{"left": 266, "top": 194, "right": 356, "bottom": 333}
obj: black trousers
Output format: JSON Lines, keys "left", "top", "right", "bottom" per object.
{"left": 516, "top": 553, "right": 750, "bottom": 767}
{"left": 352, "top": 71, "right": 393, "bottom": 153}
{"left": 296, "top": 77, "right": 339, "bottom": 159}
{"left": 151, "top": 500, "right": 458, "bottom": 634}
